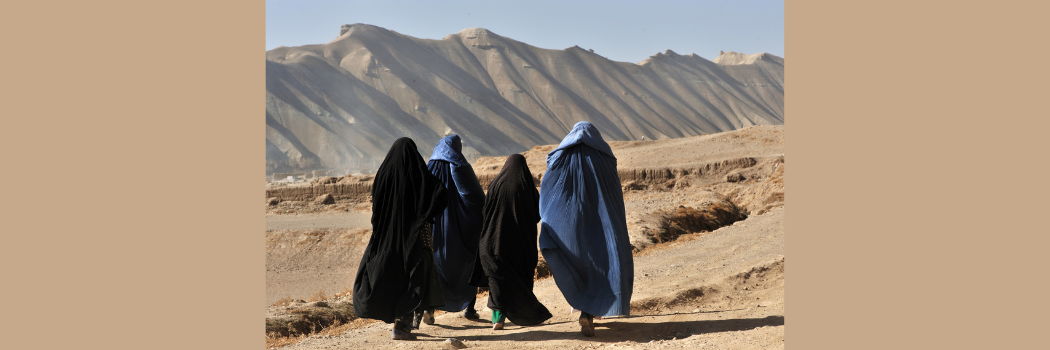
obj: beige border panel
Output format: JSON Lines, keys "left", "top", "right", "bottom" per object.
{"left": 788, "top": 0, "right": 1048, "bottom": 349}
{"left": 4, "top": 1, "right": 263, "bottom": 349}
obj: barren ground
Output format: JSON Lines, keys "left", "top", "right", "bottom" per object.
{"left": 265, "top": 126, "right": 785, "bottom": 349}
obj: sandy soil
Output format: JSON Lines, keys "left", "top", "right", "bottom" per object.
{"left": 273, "top": 207, "right": 783, "bottom": 350}
{"left": 265, "top": 126, "right": 785, "bottom": 349}
{"left": 266, "top": 211, "right": 372, "bottom": 231}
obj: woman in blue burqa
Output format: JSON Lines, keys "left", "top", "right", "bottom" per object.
{"left": 422, "top": 134, "right": 486, "bottom": 324}
{"left": 539, "top": 121, "right": 634, "bottom": 337}
{"left": 353, "top": 137, "right": 449, "bottom": 341}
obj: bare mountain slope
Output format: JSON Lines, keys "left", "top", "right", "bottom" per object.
{"left": 266, "top": 24, "right": 784, "bottom": 173}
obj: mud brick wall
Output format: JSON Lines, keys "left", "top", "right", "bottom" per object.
{"left": 266, "top": 157, "right": 768, "bottom": 202}
{"left": 467, "top": 157, "right": 759, "bottom": 190}
{"left": 617, "top": 157, "right": 758, "bottom": 184}
{"left": 266, "top": 181, "right": 373, "bottom": 202}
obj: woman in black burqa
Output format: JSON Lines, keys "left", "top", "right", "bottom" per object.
{"left": 352, "top": 137, "right": 449, "bottom": 340}
{"left": 469, "top": 154, "right": 553, "bottom": 330}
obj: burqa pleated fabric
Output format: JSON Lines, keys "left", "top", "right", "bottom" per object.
{"left": 353, "top": 137, "right": 449, "bottom": 323}
{"left": 468, "top": 154, "right": 553, "bottom": 326}
{"left": 538, "top": 121, "right": 634, "bottom": 317}
{"left": 426, "top": 135, "right": 486, "bottom": 312}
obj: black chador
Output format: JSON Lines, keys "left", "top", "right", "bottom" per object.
{"left": 353, "top": 137, "right": 448, "bottom": 339}
{"left": 469, "top": 154, "right": 553, "bottom": 327}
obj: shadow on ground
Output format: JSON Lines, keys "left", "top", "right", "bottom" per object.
{"left": 410, "top": 315, "right": 784, "bottom": 343}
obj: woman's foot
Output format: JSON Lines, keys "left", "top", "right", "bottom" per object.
{"left": 391, "top": 328, "right": 416, "bottom": 340}
{"left": 411, "top": 310, "right": 422, "bottom": 329}
{"left": 391, "top": 320, "right": 416, "bottom": 340}
{"left": 463, "top": 308, "right": 480, "bottom": 320}
{"left": 578, "top": 312, "right": 595, "bottom": 337}
{"left": 422, "top": 309, "right": 435, "bottom": 325}
{"left": 491, "top": 309, "right": 507, "bottom": 330}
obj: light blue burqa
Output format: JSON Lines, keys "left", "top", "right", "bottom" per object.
{"left": 538, "top": 121, "right": 634, "bottom": 317}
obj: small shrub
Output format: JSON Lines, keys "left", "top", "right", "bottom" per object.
{"left": 308, "top": 289, "right": 327, "bottom": 302}
{"left": 266, "top": 302, "right": 356, "bottom": 338}
{"left": 272, "top": 295, "right": 294, "bottom": 307}
{"left": 650, "top": 202, "right": 746, "bottom": 243}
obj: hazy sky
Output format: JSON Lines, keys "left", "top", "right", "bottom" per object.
{"left": 266, "top": 0, "right": 784, "bottom": 64}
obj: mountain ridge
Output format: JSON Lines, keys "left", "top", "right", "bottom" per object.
{"left": 266, "top": 24, "right": 783, "bottom": 174}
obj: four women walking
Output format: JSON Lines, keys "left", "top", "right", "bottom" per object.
{"left": 351, "top": 122, "right": 633, "bottom": 341}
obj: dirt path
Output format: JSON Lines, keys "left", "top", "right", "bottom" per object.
{"left": 266, "top": 211, "right": 373, "bottom": 305}
{"left": 278, "top": 207, "right": 784, "bottom": 350}
{"left": 266, "top": 211, "right": 372, "bottom": 231}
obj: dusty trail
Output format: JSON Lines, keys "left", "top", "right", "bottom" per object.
{"left": 266, "top": 211, "right": 372, "bottom": 231}
{"left": 279, "top": 207, "right": 784, "bottom": 350}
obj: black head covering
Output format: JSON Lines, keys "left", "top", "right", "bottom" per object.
{"left": 353, "top": 137, "right": 449, "bottom": 323}
{"left": 468, "top": 154, "right": 552, "bottom": 325}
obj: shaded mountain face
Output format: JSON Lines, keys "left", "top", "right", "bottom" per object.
{"left": 265, "top": 24, "right": 784, "bottom": 174}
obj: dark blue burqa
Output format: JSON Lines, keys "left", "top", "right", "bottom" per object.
{"left": 426, "top": 135, "right": 485, "bottom": 312}
{"left": 538, "top": 121, "right": 634, "bottom": 317}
